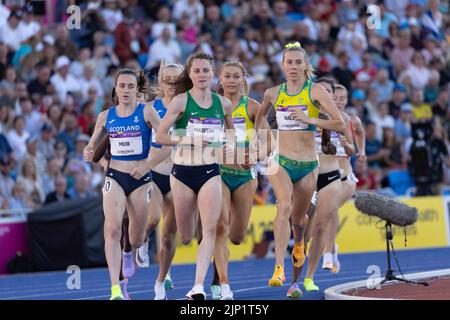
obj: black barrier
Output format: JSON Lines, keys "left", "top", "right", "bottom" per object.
{"left": 27, "top": 197, "right": 106, "bottom": 271}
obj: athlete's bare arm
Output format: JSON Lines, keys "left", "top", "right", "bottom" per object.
{"left": 84, "top": 110, "right": 107, "bottom": 162}
{"left": 255, "top": 87, "right": 277, "bottom": 159}
{"left": 130, "top": 105, "right": 172, "bottom": 179}
{"left": 156, "top": 93, "right": 188, "bottom": 146}
{"left": 351, "top": 115, "right": 367, "bottom": 162}
{"left": 340, "top": 112, "right": 355, "bottom": 156}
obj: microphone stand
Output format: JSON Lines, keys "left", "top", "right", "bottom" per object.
{"left": 373, "top": 221, "right": 429, "bottom": 288}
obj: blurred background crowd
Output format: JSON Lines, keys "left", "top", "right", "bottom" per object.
{"left": 0, "top": 0, "right": 448, "bottom": 212}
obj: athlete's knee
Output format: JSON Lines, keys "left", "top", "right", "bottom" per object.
{"left": 312, "top": 220, "right": 327, "bottom": 237}
{"left": 180, "top": 231, "right": 193, "bottom": 245}
{"left": 161, "top": 233, "right": 175, "bottom": 251}
{"left": 181, "top": 237, "right": 192, "bottom": 246}
{"left": 277, "top": 202, "right": 292, "bottom": 219}
{"left": 216, "top": 219, "right": 228, "bottom": 237}
{"left": 229, "top": 233, "right": 245, "bottom": 245}
{"left": 129, "top": 233, "right": 145, "bottom": 248}
{"left": 147, "top": 220, "right": 159, "bottom": 233}
{"left": 202, "top": 224, "right": 217, "bottom": 239}
{"left": 105, "top": 219, "right": 122, "bottom": 239}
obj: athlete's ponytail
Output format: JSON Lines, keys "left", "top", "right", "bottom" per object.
{"left": 315, "top": 77, "right": 337, "bottom": 155}
{"left": 137, "top": 69, "right": 148, "bottom": 94}
{"left": 151, "top": 61, "right": 184, "bottom": 97}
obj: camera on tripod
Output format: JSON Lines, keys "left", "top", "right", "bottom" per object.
{"left": 408, "top": 121, "right": 433, "bottom": 196}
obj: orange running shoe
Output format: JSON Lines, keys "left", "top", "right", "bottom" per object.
{"left": 292, "top": 242, "right": 306, "bottom": 268}
{"left": 268, "top": 265, "right": 285, "bottom": 287}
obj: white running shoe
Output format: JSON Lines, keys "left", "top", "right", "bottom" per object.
{"left": 154, "top": 280, "right": 167, "bottom": 300}
{"left": 164, "top": 274, "right": 174, "bottom": 290}
{"left": 122, "top": 251, "right": 136, "bottom": 278}
{"left": 136, "top": 240, "right": 150, "bottom": 268}
{"left": 220, "top": 284, "right": 234, "bottom": 300}
{"left": 210, "top": 285, "right": 221, "bottom": 300}
{"left": 332, "top": 243, "right": 340, "bottom": 273}
{"left": 322, "top": 252, "right": 333, "bottom": 270}
{"left": 186, "top": 284, "right": 206, "bottom": 300}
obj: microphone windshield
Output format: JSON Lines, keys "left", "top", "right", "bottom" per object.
{"left": 354, "top": 192, "right": 418, "bottom": 227}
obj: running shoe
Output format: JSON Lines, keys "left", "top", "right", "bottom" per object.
{"left": 154, "top": 280, "right": 167, "bottom": 300}
{"left": 210, "top": 285, "right": 221, "bottom": 300}
{"left": 287, "top": 283, "right": 302, "bottom": 299}
{"left": 109, "top": 284, "right": 124, "bottom": 300}
{"left": 268, "top": 264, "right": 285, "bottom": 287}
{"left": 292, "top": 241, "right": 306, "bottom": 268}
{"left": 220, "top": 284, "right": 234, "bottom": 300}
{"left": 122, "top": 250, "right": 136, "bottom": 278}
{"left": 120, "top": 279, "right": 131, "bottom": 300}
{"left": 136, "top": 240, "right": 150, "bottom": 268}
{"left": 303, "top": 278, "right": 319, "bottom": 292}
{"left": 332, "top": 243, "right": 340, "bottom": 273}
{"left": 186, "top": 284, "right": 206, "bottom": 300}
{"left": 322, "top": 252, "right": 333, "bottom": 270}
{"left": 164, "top": 273, "right": 174, "bottom": 290}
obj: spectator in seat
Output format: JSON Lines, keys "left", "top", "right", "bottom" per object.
{"left": 41, "top": 157, "right": 64, "bottom": 196}
{"left": 50, "top": 55, "right": 81, "bottom": 103}
{"left": 410, "top": 88, "right": 433, "bottom": 121}
{"left": 8, "top": 181, "right": 32, "bottom": 211}
{"left": 67, "top": 173, "right": 96, "bottom": 200}
{"left": 16, "top": 158, "right": 45, "bottom": 208}
{"left": 44, "top": 174, "right": 70, "bottom": 205}
{"left": 388, "top": 83, "right": 408, "bottom": 118}
{"left": 57, "top": 111, "right": 80, "bottom": 155}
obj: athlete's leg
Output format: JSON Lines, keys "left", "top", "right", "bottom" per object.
{"left": 126, "top": 183, "right": 152, "bottom": 249}
{"left": 228, "top": 179, "right": 258, "bottom": 244}
{"left": 146, "top": 182, "right": 163, "bottom": 240}
{"left": 213, "top": 181, "right": 231, "bottom": 285}
{"left": 323, "top": 180, "right": 355, "bottom": 272}
{"left": 157, "top": 191, "right": 177, "bottom": 282}
{"left": 195, "top": 176, "right": 222, "bottom": 287}
{"left": 267, "top": 161, "right": 294, "bottom": 269}
{"left": 170, "top": 175, "right": 197, "bottom": 245}
{"left": 305, "top": 180, "right": 341, "bottom": 284}
{"left": 290, "top": 168, "right": 318, "bottom": 269}
{"left": 136, "top": 184, "right": 162, "bottom": 268}
{"left": 121, "top": 212, "right": 136, "bottom": 278}
{"left": 103, "top": 178, "right": 126, "bottom": 297}
{"left": 291, "top": 168, "right": 318, "bottom": 244}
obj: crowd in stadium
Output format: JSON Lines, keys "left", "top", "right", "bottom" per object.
{"left": 0, "top": 0, "right": 449, "bottom": 211}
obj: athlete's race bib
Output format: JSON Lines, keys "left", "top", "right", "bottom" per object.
{"left": 330, "top": 131, "right": 346, "bottom": 156}
{"left": 348, "top": 172, "right": 359, "bottom": 183}
{"left": 315, "top": 130, "right": 322, "bottom": 154}
{"left": 250, "top": 166, "right": 257, "bottom": 179}
{"left": 110, "top": 131, "right": 143, "bottom": 156}
{"left": 233, "top": 117, "right": 247, "bottom": 144}
{"left": 276, "top": 105, "right": 308, "bottom": 130}
{"left": 186, "top": 117, "right": 224, "bottom": 144}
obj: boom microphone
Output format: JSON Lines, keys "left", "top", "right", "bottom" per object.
{"left": 354, "top": 192, "right": 418, "bottom": 226}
